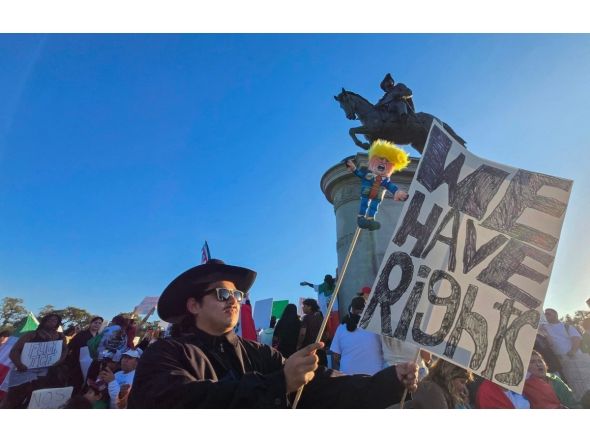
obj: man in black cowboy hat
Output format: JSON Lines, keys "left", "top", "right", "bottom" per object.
{"left": 375, "top": 73, "right": 415, "bottom": 124}
{"left": 128, "top": 259, "right": 419, "bottom": 409}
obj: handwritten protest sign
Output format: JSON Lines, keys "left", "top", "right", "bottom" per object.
{"left": 21, "top": 340, "right": 63, "bottom": 369}
{"left": 559, "top": 354, "right": 590, "bottom": 401}
{"left": 136, "top": 296, "right": 159, "bottom": 314}
{"left": 253, "top": 298, "right": 273, "bottom": 330}
{"left": 28, "top": 386, "right": 73, "bottom": 409}
{"left": 360, "top": 121, "right": 573, "bottom": 394}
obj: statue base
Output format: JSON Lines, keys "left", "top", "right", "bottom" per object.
{"left": 320, "top": 153, "right": 419, "bottom": 319}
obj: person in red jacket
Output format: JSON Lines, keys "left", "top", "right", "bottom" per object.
{"left": 236, "top": 292, "right": 257, "bottom": 341}
{"left": 475, "top": 379, "right": 530, "bottom": 409}
{"left": 522, "top": 351, "right": 564, "bottom": 409}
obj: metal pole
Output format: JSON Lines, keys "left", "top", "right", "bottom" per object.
{"left": 291, "top": 226, "right": 362, "bottom": 409}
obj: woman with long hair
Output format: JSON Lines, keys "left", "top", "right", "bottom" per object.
{"left": 65, "top": 316, "right": 104, "bottom": 395}
{"left": 391, "top": 358, "right": 473, "bottom": 409}
{"left": 272, "top": 304, "right": 300, "bottom": 358}
{"left": 330, "top": 297, "right": 384, "bottom": 375}
{"left": 0, "top": 313, "right": 68, "bottom": 409}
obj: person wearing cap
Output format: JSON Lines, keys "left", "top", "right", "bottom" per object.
{"left": 357, "top": 286, "right": 371, "bottom": 302}
{"left": 330, "top": 297, "right": 384, "bottom": 376}
{"left": 99, "top": 348, "right": 141, "bottom": 409}
{"left": 341, "top": 286, "right": 372, "bottom": 326}
{"left": 128, "top": 259, "right": 419, "bottom": 409}
{"left": 543, "top": 308, "right": 582, "bottom": 357}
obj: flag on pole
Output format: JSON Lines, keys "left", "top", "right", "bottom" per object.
{"left": 0, "top": 313, "right": 39, "bottom": 400}
{"left": 201, "top": 239, "right": 211, "bottom": 264}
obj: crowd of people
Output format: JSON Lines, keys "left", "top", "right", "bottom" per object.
{"left": 1, "top": 258, "right": 589, "bottom": 409}
{"left": 269, "top": 286, "right": 590, "bottom": 409}
{"left": 0, "top": 305, "right": 161, "bottom": 408}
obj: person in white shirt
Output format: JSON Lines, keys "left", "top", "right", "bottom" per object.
{"left": 381, "top": 336, "right": 432, "bottom": 380}
{"left": 543, "top": 308, "right": 582, "bottom": 357}
{"left": 98, "top": 348, "right": 141, "bottom": 408}
{"left": 330, "top": 297, "right": 384, "bottom": 375}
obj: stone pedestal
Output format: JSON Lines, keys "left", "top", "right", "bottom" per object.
{"left": 320, "top": 153, "right": 418, "bottom": 319}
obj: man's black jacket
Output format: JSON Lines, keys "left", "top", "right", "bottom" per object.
{"left": 128, "top": 328, "right": 407, "bottom": 408}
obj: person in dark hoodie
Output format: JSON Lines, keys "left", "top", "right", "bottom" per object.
{"left": 128, "top": 259, "right": 419, "bottom": 409}
{"left": 273, "top": 305, "right": 300, "bottom": 358}
{"left": 330, "top": 297, "right": 384, "bottom": 375}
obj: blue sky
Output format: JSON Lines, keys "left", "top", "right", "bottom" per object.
{"left": 1, "top": 34, "right": 589, "bottom": 323}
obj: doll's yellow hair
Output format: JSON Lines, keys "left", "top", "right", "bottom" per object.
{"left": 368, "top": 140, "right": 410, "bottom": 172}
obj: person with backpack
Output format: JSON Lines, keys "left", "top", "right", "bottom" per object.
{"left": 543, "top": 308, "right": 582, "bottom": 357}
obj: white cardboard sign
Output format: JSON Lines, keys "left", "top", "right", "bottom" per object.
{"left": 136, "top": 296, "right": 159, "bottom": 314}
{"left": 360, "top": 121, "right": 573, "bottom": 394}
{"left": 559, "top": 354, "right": 590, "bottom": 401}
{"left": 253, "top": 298, "right": 274, "bottom": 331}
{"left": 28, "top": 386, "right": 73, "bottom": 409}
{"left": 21, "top": 340, "right": 63, "bottom": 369}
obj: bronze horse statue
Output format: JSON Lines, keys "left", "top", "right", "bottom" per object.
{"left": 334, "top": 88, "right": 466, "bottom": 154}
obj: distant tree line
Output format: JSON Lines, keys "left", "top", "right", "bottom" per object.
{"left": 0, "top": 296, "right": 159, "bottom": 339}
{"left": 560, "top": 310, "right": 590, "bottom": 333}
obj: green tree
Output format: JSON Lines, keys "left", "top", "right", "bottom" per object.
{"left": 37, "top": 304, "right": 56, "bottom": 319}
{"left": 37, "top": 305, "right": 98, "bottom": 330}
{"left": 0, "top": 297, "right": 28, "bottom": 330}
{"left": 560, "top": 310, "right": 590, "bottom": 334}
{"left": 57, "top": 306, "right": 97, "bottom": 329}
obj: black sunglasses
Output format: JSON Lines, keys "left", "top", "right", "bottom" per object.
{"left": 205, "top": 288, "right": 244, "bottom": 303}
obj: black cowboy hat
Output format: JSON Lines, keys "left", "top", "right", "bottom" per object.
{"left": 380, "top": 73, "right": 395, "bottom": 91}
{"left": 157, "top": 259, "right": 257, "bottom": 323}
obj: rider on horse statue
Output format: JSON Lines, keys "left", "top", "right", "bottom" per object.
{"left": 375, "top": 73, "right": 415, "bottom": 124}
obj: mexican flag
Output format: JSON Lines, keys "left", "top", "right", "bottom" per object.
{"left": 0, "top": 313, "right": 39, "bottom": 400}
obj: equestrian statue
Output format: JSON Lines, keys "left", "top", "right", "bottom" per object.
{"left": 334, "top": 73, "right": 466, "bottom": 154}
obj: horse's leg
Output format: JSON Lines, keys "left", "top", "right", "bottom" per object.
{"left": 349, "top": 126, "right": 371, "bottom": 150}
{"left": 411, "top": 138, "right": 426, "bottom": 155}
